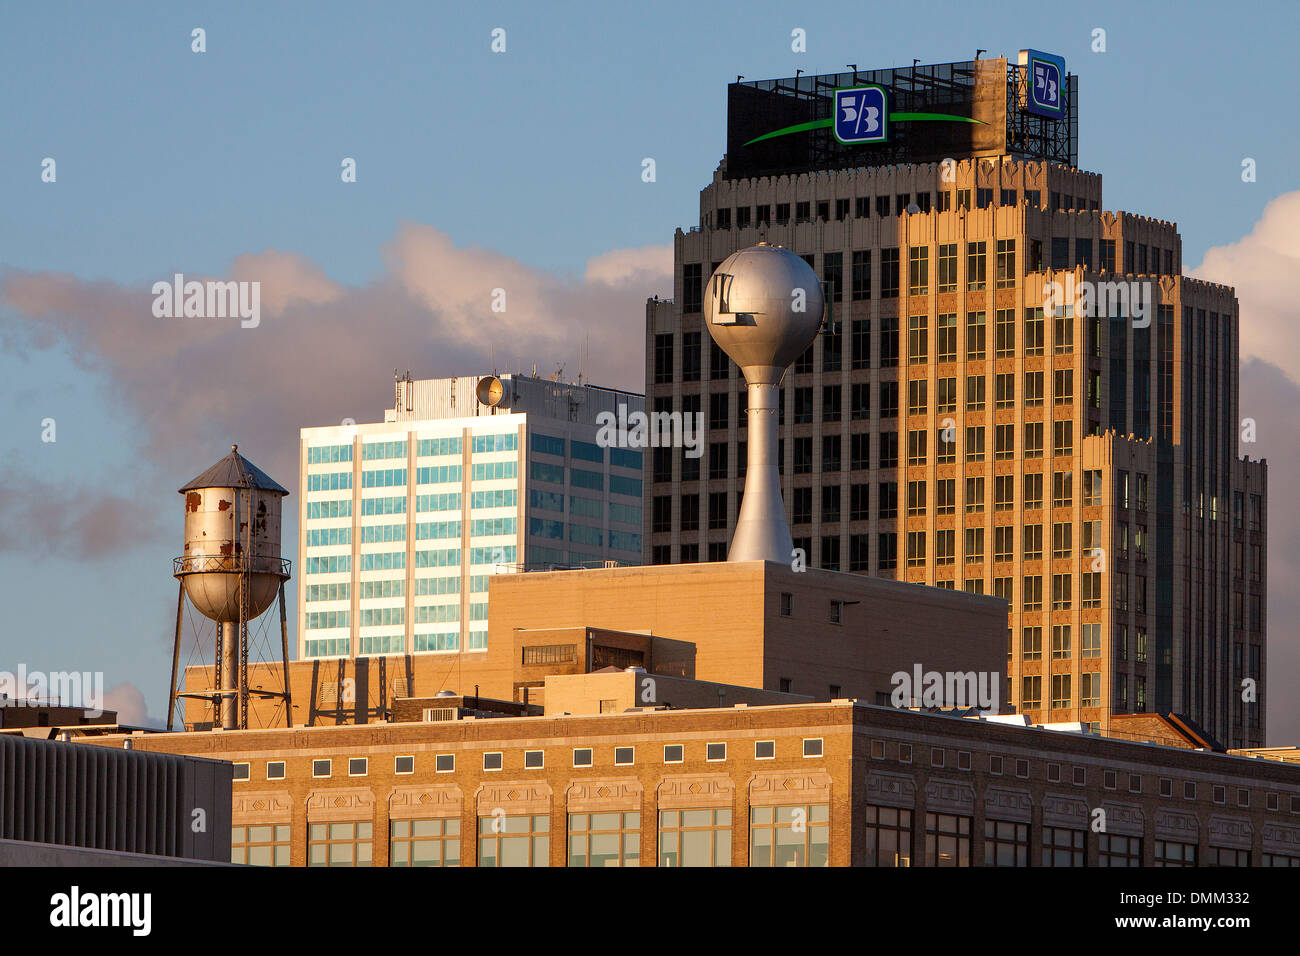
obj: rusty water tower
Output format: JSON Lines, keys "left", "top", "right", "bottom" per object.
{"left": 168, "top": 445, "right": 293, "bottom": 730}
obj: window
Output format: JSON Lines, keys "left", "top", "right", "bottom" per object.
{"left": 925, "top": 813, "right": 971, "bottom": 867}
{"left": 568, "top": 811, "right": 640, "bottom": 867}
{"left": 1098, "top": 834, "right": 1142, "bottom": 867}
{"left": 1154, "top": 840, "right": 1197, "bottom": 867}
{"left": 938, "top": 243, "right": 957, "bottom": 292}
{"left": 908, "top": 315, "right": 928, "bottom": 364}
{"left": 996, "top": 239, "right": 1016, "bottom": 289}
{"left": 1024, "top": 308, "right": 1044, "bottom": 356}
{"left": 908, "top": 246, "right": 929, "bottom": 295}
{"left": 1022, "top": 626, "right": 1042, "bottom": 661}
{"left": 435, "top": 754, "right": 455, "bottom": 773}
{"left": 967, "top": 242, "right": 987, "bottom": 291}
{"left": 1023, "top": 575, "right": 1043, "bottom": 611}
{"left": 309, "top": 821, "right": 373, "bottom": 867}
{"left": 881, "top": 248, "right": 900, "bottom": 298}
{"left": 312, "top": 758, "right": 332, "bottom": 778}
{"left": 484, "top": 752, "right": 504, "bottom": 771}
{"left": 750, "top": 805, "right": 830, "bottom": 867}
{"left": 937, "top": 313, "right": 957, "bottom": 362}
{"left": 659, "top": 809, "right": 731, "bottom": 867}
{"left": 479, "top": 814, "right": 549, "bottom": 867}
{"left": 984, "top": 819, "right": 1028, "bottom": 866}
{"left": 803, "top": 738, "right": 824, "bottom": 758}
{"left": 233, "top": 762, "right": 250, "bottom": 781}
{"left": 995, "top": 309, "right": 1014, "bottom": 357}
{"left": 391, "top": 818, "right": 460, "bottom": 867}
{"left": 966, "top": 311, "right": 986, "bottom": 360}
{"left": 852, "top": 251, "right": 873, "bottom": 303}
{"left": 266, "top": 761, "right": 285, "bottom": 780}
{"left": 348, "top": 757, "right": 367, "bottom": 777}
{"left": 755, "top": 740, "right": 776, "bottom": 760}
{"left": 231, "top": 824, "right": 291, "bottom": 867}
{"left": 1042, "top": 827, "right": 1085, "bottom": 867}
{"left": 706, "top": 742, "right": 727, "bottom": 762}
{"left": 1051, "top": 674, "right": 1072, "bottom": 709}
{"left": 1022, "top": 675, "right": 1042, "bottom": 709}
{"left": 664, "top": 744, "right": 684, "bottom": 764}
{"left": 524, "top": 750, "right": 545, "bottom": 769}
{"left": 864, "top": 805, "right": 913, "bottom": 867}
{"left": 966, "top": 375, "right": 986, "bottom": 411}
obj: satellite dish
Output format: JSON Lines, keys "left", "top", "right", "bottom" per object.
{"left": 476, "top": 375, "right": 506, "bottom": 407}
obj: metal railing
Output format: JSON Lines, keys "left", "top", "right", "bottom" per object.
{"left": 173, "top": 555, "right": 292, "bottom": 578}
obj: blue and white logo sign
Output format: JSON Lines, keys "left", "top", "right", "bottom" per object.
{"left": 833, "top": 85, "right": 888, "bottom": 144}
{"left": 1025, "top": 50, "right": 1065, "bottom": 118}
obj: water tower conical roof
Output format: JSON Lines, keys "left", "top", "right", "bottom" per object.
{"left": 178, "top": 445, "right": 289, "bottom": 495}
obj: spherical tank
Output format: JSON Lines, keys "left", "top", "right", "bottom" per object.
{"left": 176, "top": 446, "right": 289, "bottom": 623}
{"left": 703, "top": 243, "right": 824, "bottom": 382}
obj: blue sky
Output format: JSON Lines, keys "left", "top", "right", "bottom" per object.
{"left": 2, "top": 0, "right": 1298, "bottom": 729}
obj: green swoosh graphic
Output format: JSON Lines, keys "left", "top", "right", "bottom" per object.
{"left": 743, "top": 112, "right": 986, "bottom": 147}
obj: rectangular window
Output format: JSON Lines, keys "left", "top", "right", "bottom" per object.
{"left": 231, "top": 824, "right": 291, "bottom": 867}
{"left": 925, "top": 813, "right": 972, "bottom": 867}
{"left": 908, "top": 246, "right": 929, "bottom": 295}
{"left": 308, "top": 821, "right": 373, "bottom": 867}
{"left": 938, "top": 243, "right": 957, "bottom": 293}
{"left": 749, "top": 805, "right": 830, "bottom": 867}
{"left": 995, "top": 239, "right": 1016, "bottom": 289}
{"left": 984, "top": 819, "right": 1028, "bottom": 866}
{"left": 479, "top": 814, "right": 549, "bottom": 868}
{"left": 966, "top": 242, "right": 987, "bottom": 291}
{"left": 568, "top": 811, "right": 640, "bottom": 868}
{"left": 881, "top": 248, "right": 900, "bottom": 298}
{"left": 966, "top": 311, "right": 986, "bottom": 360}
{"left": 864, "top": 805, "right": 913, "bottom": 867}
{"left": 658, "top": 809, "right": 731, "bottom": 867}
{"left": 387, "top": 817, "right": 460, "bottom": 868}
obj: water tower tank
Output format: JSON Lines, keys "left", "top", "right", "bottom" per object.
{"left": 176, "top": 445, "right": 289, "bottom": 621}
{"left": 704, "top": 243, "right": 824, "bottom": 563}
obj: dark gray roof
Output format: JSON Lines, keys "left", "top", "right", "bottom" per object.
{"left": 178, "top": 445, "right": 289, "bottom": 495}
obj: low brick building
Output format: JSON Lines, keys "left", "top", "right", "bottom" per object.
{"left": 85, "top": 699, "right": 1300, "bottom": 867}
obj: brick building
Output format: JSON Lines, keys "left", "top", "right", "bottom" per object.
{"left": 85, "top": 698, "right": 1300, "bottom": 867}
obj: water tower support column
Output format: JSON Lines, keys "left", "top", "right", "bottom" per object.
{"left": 731, "top": 377, "right": 794, "bottom": 563}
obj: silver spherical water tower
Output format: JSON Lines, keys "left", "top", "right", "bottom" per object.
{"left": 168, "top": 445, "right": 293, "bottom": 730}
{"left": 704, "top": 243, "right": 824, "bottom": 563}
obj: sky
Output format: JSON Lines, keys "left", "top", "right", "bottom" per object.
{"left": 2, "top": 0, "right": 1298, "bottom": 737}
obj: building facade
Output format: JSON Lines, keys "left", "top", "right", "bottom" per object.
{"left": 83, "top": 701, "right": 1300, "bottom": 867}
{"left": 298, "top": 373, "right": 645, "bottom": 661}
{"left": 643, "top": 57, "right": 1267, "bottom": 747}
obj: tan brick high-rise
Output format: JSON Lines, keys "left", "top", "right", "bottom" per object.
{"left": 643, "top": 56, "right": 1267, "bottom": 747}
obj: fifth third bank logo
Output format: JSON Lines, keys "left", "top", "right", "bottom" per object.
{"left": 834, "top": 86, "right": 888, "bottom": 144}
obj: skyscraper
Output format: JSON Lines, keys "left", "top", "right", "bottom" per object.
{"left": 299, "top": 372, "right": 645, "bottom": 661}
{"left": 644, "top": 55, "right": 1267, "bottom": 747}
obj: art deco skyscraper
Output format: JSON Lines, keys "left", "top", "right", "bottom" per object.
{"left": 644, "top": 54, "right": 1267, "bottom": 747}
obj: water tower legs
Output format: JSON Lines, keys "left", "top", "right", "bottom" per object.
{"left": 220, "top": 621, "right": 238, "bottom": 730}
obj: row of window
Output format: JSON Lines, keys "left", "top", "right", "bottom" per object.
{"left": 870, "top": 739, "right": 1293, "bottom": 811}
{"left": 233, "top": 738, "right": 827, "bottom": 782}
{"left": 236, "top": 804, "right": 831, "bottom": 868}
{"left": 864, "top": 808, "right": 1265, "bottom": 868}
